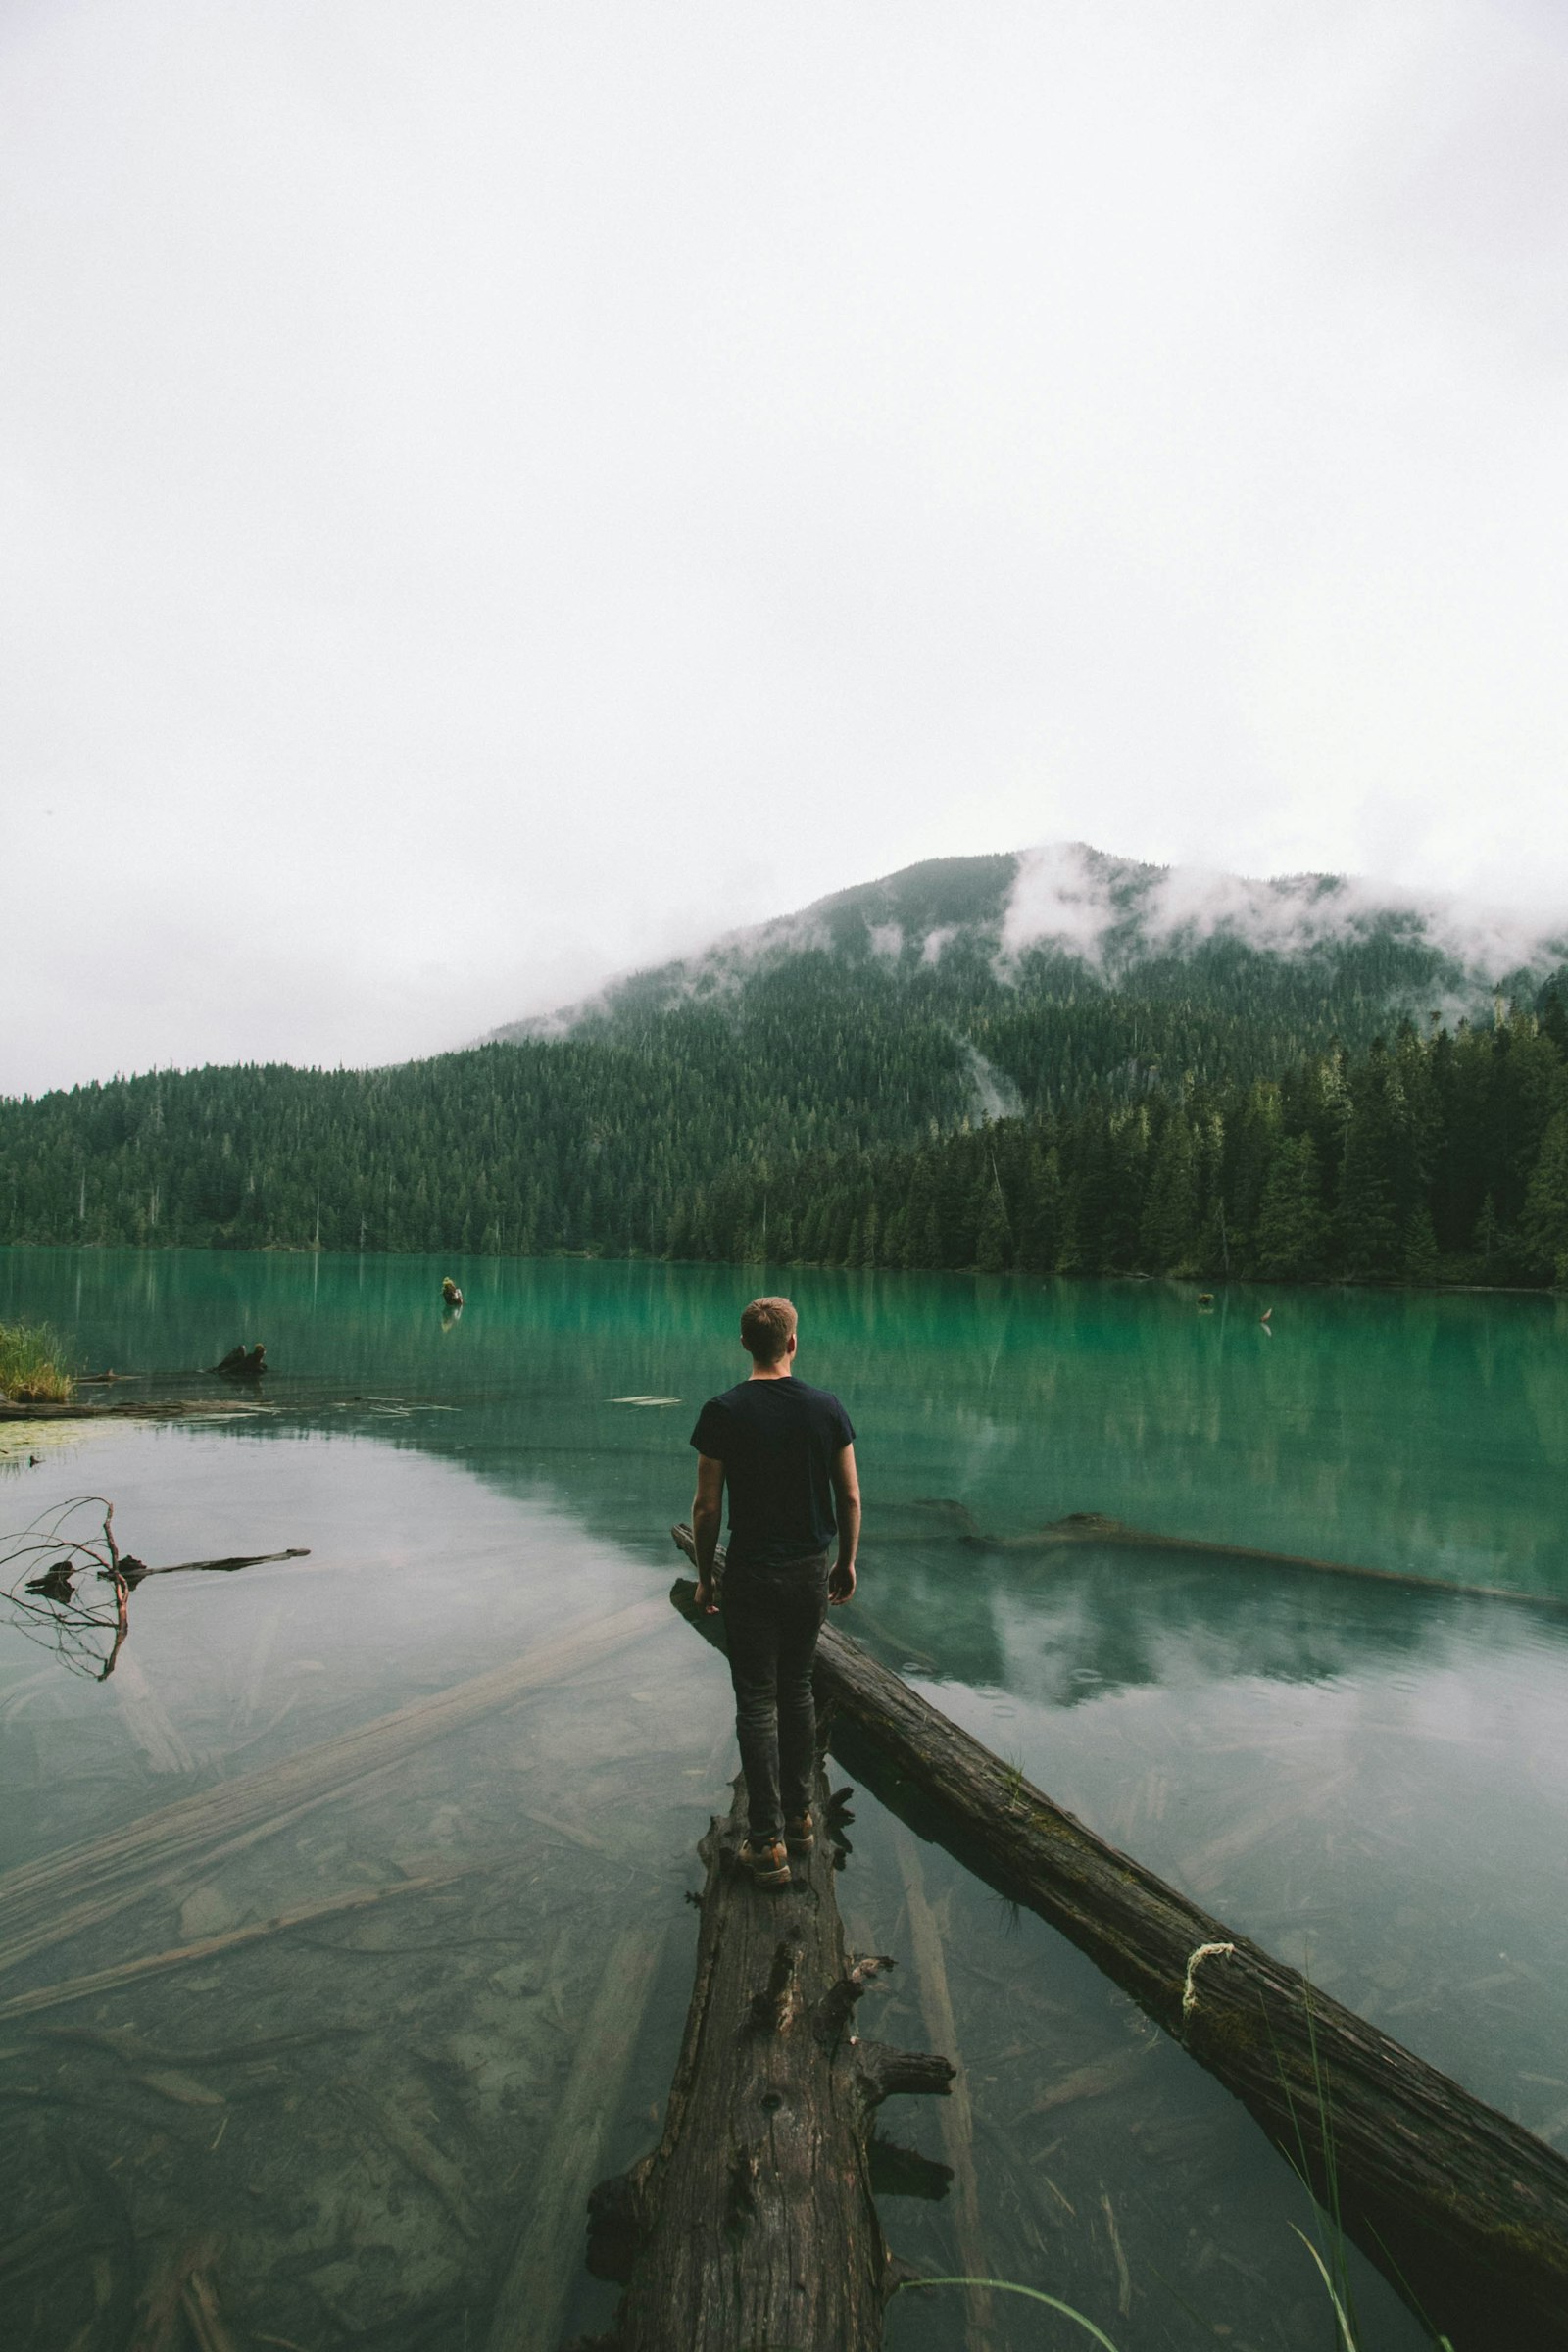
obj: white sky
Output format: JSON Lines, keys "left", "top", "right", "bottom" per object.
{"left": 3, "top": 1, "right": 1566, "bottom": 1095}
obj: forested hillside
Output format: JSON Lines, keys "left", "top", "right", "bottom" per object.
{"left": 688, "top": 1002, "right": 1568, "bottom": 1289}
{"left": 4, "top": 850, "right": 1567, "bottom": 1288}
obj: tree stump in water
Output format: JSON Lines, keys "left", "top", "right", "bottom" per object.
{"left": 580, "top": 1774, "right": 954, "bottom": 2351}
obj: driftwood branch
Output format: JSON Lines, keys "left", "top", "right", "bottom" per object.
{"left": 855, "top": 2040, "right": 958, "bottom": 2105}
{"left": 671, "top": 1523, "right": 1568, "bottom": 2350}
{"left": 117, "top": 1548, "right": 311, "bottom": 1586}
{"left": 1, "top": 1499, "right": 312, "bottom": 1689}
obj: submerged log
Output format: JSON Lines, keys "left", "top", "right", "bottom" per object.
{"left": 892, "top": 1823, "right": 990, "bottom": 2352}
{"left": 0, "top": 1594, "right": 667, "bottom": 1983}
{"left": 0, "top": 1398, "right": 279, "bottom": 1422}
{"left": 936, "top": 1500, "right": 1568, "bottom": 1616}
{"left": 0, "top": 1872, "right": 464, "bottom": 2024}
{"left": 671, "top": 1526, "right": 1568, "bottom": 2349}
{"left": 581, "top": 1770, "right": 954, "bottom": 2352}
{"left": 485, "top": 1919, "right": 666, "bottom": 2352}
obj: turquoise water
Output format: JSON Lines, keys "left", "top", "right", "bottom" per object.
{"left": 3, "top": 1250, "right": 1567, "bottom": 2351}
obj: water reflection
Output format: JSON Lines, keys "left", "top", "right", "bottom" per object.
{"left": 857, "top": 1529, "right": 1551, "bottom": 1704}
{"left": 1, "top": 1249, "right": 1564, "bottom": 2350}
{"left": 1, "top": 1495, "right": 130, "bottom": 1680}
{"left": 8, "top": 1247, "right": 1566, "bottom": 1607}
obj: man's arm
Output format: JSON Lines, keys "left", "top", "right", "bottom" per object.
{"left": 828, "top": 1442, "right": 860, "bottom": 1605}
{"left": 691, "top": 1453, "right": 725, "bottom": 1615}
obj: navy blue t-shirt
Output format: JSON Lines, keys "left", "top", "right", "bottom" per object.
{"left": 690, "top": 1377, "right": 856, "bottom": 1568}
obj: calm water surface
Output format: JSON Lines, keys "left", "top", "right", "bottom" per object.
{"left": 3, "top": 1250, "right": 1566, "bottom": 2352}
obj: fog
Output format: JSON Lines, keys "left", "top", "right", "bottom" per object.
{"left": 4, "top": 3, "right": 1566, "bottom": 1094}
{"left": 1001, "top": 845, "right": 1568, "bottom": 986}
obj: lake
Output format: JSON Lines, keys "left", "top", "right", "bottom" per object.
{"left": 3, "top": 1248, "right": 1567, "bottom": 2352}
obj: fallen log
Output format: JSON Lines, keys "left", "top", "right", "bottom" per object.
{"left": 578, "top": 1769, "right": 955, "bottom": 2352}
{"left": 934, "top": 1500, "right": 1568, "bottom": 1616}
{"left": 671, "top": 1525, "right": 1568, "bottom": 2348}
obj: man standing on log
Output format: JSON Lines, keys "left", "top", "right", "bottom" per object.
{"left": 690, "top": 1296, "right": 860, "bottom": 1888}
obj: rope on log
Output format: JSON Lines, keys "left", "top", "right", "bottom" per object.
{"left": 671, "top": 1523, "right": 1568, "bottom": 2350}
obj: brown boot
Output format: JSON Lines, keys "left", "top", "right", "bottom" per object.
{"left": 783, "top": 1811, "right": 815, "bottom": 1853}
{"left": 739, "top": 1835, "right": 791, "bottom": 1887}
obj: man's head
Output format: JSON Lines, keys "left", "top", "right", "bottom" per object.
{"left": 740, "top": 1295, "right": 798, "bottom": 1368}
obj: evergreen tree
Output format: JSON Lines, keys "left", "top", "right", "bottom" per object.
{"left": 1253, "top": 1135, "right": 1329, "bottom": 1281}
{"left": 1519, "top": 1110, "right": 1568, "bottom": 1284}
{"left": 1403, "top": 1204, "right": 1442, "bottom": 1286}
{"left": 974, "top": 1159, "right": 1013, "bottom": 1272}
{"left": 1338, "top": 1041, "right": 1410, "bottom": 1279}
{"left": 1139, "top": 1112, "right": 1197, "bottom": 1271}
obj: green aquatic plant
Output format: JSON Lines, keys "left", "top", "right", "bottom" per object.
{"left": 893, "top": 2275, "right": 1122, "bottom": 2348}
{"left": 1290, "top": 2228, "right": 1455, "bottom": 2352}
{"left": 1269, "top": 1974, "right": 1458, "bottom": 2352}
{"left": 0, "top": 1321, "right": 74, "bottom": 1403}
{"left": 1263, "top": 1968, "right": 1363, "bottom": 2346}
{"left": 1291, "top": 2226, "right": 1358, "bottom": 2352}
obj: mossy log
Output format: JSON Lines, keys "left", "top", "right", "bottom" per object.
{"left": 579, "top": 1770, "right": 954, "bottom": 2352}
{"left": 671, "top": 1526, "right": 1568, "bottom": 2349}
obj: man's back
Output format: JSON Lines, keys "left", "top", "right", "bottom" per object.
{"left": 690, "top": 1376, "right": 855, "bottom": 1568}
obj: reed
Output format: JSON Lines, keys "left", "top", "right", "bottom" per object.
{"left": 893, "top": 2277, "right": 1120, "bottom": 2348}
{"left": 0, "top": 1322, "right": 74, "bottom": 1403}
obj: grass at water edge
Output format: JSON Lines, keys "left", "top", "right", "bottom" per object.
{"left": 0, "top": 1320, "right": 75, "bottom": 1402}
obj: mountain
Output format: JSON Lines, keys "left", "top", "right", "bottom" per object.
{"left": 491, "top": 842, "right": 1568, "bottom": 1135}
{"left": 497, "top": 841, "right": 1568, "bottom": 1052}
{"left": 491, "top": 851, "right": 1020, "bottom": 1038}
{"left": 3, "top": 844, "right": 1567, "bottom": 1287}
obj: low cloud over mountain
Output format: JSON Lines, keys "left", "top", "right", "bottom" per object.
{"left": 493, "top": 844, "right": 1568, "bottom": 1045}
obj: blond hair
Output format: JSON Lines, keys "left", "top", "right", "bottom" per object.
{"left": 740, "top": 1295, "right": 798, "bottom": 1364}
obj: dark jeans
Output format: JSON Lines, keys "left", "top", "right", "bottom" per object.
{"left": 721, "top": 1548, "right": 830, "bottom": 1841}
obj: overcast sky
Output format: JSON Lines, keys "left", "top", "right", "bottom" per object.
{"left": 4, "top": 1, "right": 1566, "bottom": 1095}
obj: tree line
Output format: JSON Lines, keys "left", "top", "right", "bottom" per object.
{"left": 688, "top": 999, "right": 1568, "bottom": 1288}
{"left": 2, "top": 952, "right": 1565, "bottom": 1288}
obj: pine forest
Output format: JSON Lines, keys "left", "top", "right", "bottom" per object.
{"left": 5, "top": 936, "right": 1568, "bottom": 1291}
